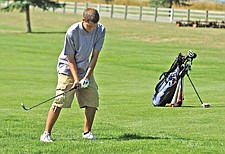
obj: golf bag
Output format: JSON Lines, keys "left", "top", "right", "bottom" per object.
{"left": 152, "top": 50, "right": 197, "bottom": 107}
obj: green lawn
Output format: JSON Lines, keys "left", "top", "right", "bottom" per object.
{"left": 0, "top": 10, "right": 225, "bottom": 153}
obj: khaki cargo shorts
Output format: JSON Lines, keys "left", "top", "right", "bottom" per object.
{"left": 52, "top": 73, "right": 99, "bottom": 108}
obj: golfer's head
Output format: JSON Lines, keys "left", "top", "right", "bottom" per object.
{"left": 82, "top": 8, "right": 99, "bottom": 33}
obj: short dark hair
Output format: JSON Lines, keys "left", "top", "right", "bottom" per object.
{"left": 83, "top": 8, "right": 100, "bottom": 23}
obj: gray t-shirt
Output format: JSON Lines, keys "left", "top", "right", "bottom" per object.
{"left": 57, "top": 21, "right": 106, "bottom": 77}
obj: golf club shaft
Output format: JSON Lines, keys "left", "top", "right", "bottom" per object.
{"left": 186, "top": 73, "right": 204, "bottom": 104}
{"left": 22, "top": 86, "right": 77, "bottom": 110}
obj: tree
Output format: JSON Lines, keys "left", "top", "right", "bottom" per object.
{"left": 104, "top": 0, "right": 113, "bottom": 4}
{"left": 1, "top": 0, "right": 63, "bottom": 33}
{"left": 151, "top": 0, "right": 190, "bottom": 8}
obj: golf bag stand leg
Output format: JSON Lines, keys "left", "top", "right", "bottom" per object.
{"left": 186, "top": 73, "right": 204, "bottom": 105}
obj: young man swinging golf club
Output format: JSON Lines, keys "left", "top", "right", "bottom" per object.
{"left": 40, "top": 8, "right": 106, "bottom": 142}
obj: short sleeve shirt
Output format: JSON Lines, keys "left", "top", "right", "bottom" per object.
{"left": 57, "top": 21, "right": 106, "bottom": 77}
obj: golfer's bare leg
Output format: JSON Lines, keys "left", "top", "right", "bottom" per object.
{"left": 45, "top": 106, "right": 61, "bottom": 133}
{"left": 84, "top": 107, "right": 96, "bottom": 133}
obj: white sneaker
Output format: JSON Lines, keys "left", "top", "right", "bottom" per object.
{"left": 40, "top": 132, "right": 53, "bottom": 142}
{"left": 82, "top": 131, "right": 96, "bottom": 140}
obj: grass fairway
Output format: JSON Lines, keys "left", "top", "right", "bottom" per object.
{"left": 0, "top": 10, "right": 225, "bottom": 153}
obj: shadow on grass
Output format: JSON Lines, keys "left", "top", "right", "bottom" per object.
{"left": 54, "top": 133, "right": 191, "bottom": 141}
{"left": 31, "top": 31, "right": 66, "bottom": 34}
{"left": 182, "top": 105, "right": 225, "bottom": 108}
{"left": 154, "top": 105, "right": 203, "bottom": 108}
{"left": 180, "top": 105, "right": 203, "bottom": 108}
{"left": 118, "top": 133, "right": 170, "bottom": 140}
{"left": 158, "top": 104, "right": 225, "bottom": 108}
{"left": 1, "top": 31, "right": 66, "bottom": 34}
{"left": 99, "top": 133, "right": 189, "bottom": 141}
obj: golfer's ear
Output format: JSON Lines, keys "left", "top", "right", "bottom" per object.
{"left": 82, "top": 17, "right": 85, "bottom": 22}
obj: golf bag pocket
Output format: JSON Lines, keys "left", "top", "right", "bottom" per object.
{"left": 152, "top": 73, "right": 178, "bottom": 106}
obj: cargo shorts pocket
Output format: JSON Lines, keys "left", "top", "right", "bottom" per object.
{"left": 53, "top": 74, "right": 74, "bottom": 108}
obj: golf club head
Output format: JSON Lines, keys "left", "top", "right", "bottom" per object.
{"left": 21, "top": 103, "right": 31, "bottom": 111}
{"left": 202, "top": 103, "right": 210, "bottom": 108}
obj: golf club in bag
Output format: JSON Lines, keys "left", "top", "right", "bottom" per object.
{"left": 152, "top": 50, "right": 209, "bottom": 107}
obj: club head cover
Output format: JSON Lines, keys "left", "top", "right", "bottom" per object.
{"left": 202, "top": 103, "right": 210, "bottom": 108}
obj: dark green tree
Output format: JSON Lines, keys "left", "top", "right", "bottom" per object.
{"left": 151, "top": 0, "right": 190, "bottom": 8}
{"left": 104, "top": 0, "right": 113, "bottom": 4}
{"left": 1, "top": 0, "right": 63, "bottom": 33}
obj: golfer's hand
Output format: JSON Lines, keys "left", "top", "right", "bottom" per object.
{"left": 72, "top": 81, "right": 81, "bottom": 90}
{"left": 80, "top": 78, "right": 89, "bottom": 88}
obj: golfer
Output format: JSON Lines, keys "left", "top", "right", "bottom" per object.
{"left": 40, "top": 8, "right": 106, "bottom": 142}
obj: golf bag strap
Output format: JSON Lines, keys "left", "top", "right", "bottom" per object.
{"left": 159, "top": 72, "right": 167, "bottom": 79}
{"left": 159, "top": 57, "right": 179, "bottom": 80}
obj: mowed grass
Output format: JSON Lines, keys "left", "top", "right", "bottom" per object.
{"left": 0, "top": 10, "right": 225, "bottom": 153}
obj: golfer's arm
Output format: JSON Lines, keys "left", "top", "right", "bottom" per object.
{"left": 68, "top": 55, "right": 79, "bottom": 82}
{"left": 84, "top": 49, "right": 100, "bottom": 80}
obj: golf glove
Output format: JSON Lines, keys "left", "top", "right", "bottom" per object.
{"left": 80, "top": 78, "right": 89, "bottom": 88}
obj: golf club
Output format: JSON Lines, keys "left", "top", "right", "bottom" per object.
{"left": 21, "top": 86, "right": 77, "bottom": 111}
{"left": 186, "top": 73, "right": 210, "bottom": 108}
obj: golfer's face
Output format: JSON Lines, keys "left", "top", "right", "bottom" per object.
{"left": 82, "top": 20, "right": 97, "bottom": 33}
